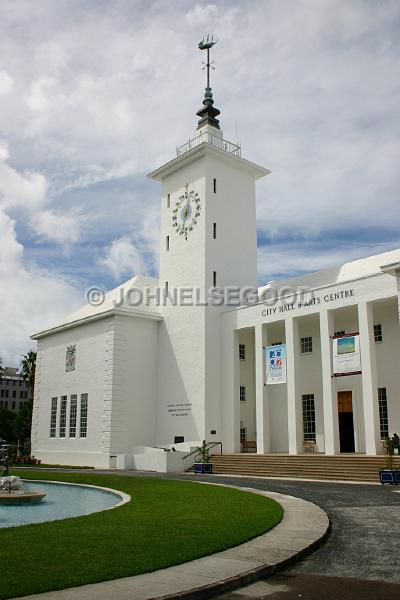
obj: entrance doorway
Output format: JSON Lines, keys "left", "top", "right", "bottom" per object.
{"left": 338, "top": 391, "right": 355, "bottom": 453}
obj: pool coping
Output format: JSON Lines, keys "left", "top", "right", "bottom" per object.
{"left": 1, "top": 480, "right": 131, "bottom": 528}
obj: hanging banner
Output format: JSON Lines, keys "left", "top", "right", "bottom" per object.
{"left": 332, "top": 334, "right": 361, "bottom": 377}
{"left": 265, "top": 344, "right": 287, "bottom": 384}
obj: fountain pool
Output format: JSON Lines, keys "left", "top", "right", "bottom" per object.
{"left": 0, "top": 480, "right": 129, "bottom": 528}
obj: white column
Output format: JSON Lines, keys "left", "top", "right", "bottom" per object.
{"left": 358, "top": 301, "right": 381, "bottom": 455}
{"left": 255, "top": 323, "right": 270, "bottom": 454}
{"left": 221, "top": 327, "right": 240, "bottom": 453}
{"left": 319, "top": 309, "right": 340, "bottom": 454}
{"left": 285, "top": 316, "right": 302, "bottom": 454}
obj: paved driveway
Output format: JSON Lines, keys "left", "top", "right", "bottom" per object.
{"left": 191, "top": 474, "right": 400, "bottom": 583}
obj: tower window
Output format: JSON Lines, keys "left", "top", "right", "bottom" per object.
{"left": 213, "top": 222, "right": 216, "bottom": 239}
{"left": 166, "top": 235, "right": 170, "bottom": 251}
{"left": 239, "top": 344, "right": 246, "bottom": 360}
{"left": 374, "top": 324, "right": 383, "bottom": 343}
{"left": 213, "top": 178, "right": 216, "bottom": 193}
{"left": 165, "top": 281, "right": 169, "bottom": 294}
{"left": 167, "top": 193, "right": 170, "bottom": 208}
{"left": 213, "top": 271, "right": 217, "bottom": 286}
{"left": 240, "top": 386, "right": 246, "bottom": 402}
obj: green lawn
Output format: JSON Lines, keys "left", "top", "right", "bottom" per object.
{"left": 0, "top": 471, "right": 283, "bottom": 599}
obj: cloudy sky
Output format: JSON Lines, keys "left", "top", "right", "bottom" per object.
{"left": 1, "top": 0, "right": 399, "bottom": 365}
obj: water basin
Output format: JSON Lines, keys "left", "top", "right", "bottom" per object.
{"left": 0, "top": 480, "right": 127, "bottom": 528}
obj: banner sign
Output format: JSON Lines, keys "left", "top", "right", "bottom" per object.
{"left": 332, "top": 334, "right": 361, "bottom": 377}
{"left": 265, "top": 344, "right": 287, "bottom": 384}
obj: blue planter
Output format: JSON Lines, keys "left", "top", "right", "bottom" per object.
{"left": 194, "top": 463, "right": 213, "bottom": 474}
{"left": 379, "top": 469, "right": 400, "bottom": 485}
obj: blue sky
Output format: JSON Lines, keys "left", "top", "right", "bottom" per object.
{"left": 0, "top": 0, "right": 399, "bottom": 364}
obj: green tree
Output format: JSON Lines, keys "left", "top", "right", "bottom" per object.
{"left": 0, "top": 408, "right": 16, "bottom": 442}
{"left": 21, "top": 351, "right": 37, "bottom": 397}
{"left": 13, "top": 400, "right": 33, "bottom": 445}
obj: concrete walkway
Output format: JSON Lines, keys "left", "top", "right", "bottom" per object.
{"left": 14, "top": 485, "right": 329, "bottom": 600}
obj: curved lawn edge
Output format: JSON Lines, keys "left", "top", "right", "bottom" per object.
{"left": 0, "top": 472, "right": 283, "bottom": 600}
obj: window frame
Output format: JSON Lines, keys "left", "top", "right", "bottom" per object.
{"left": 302, "top": 393, "right": 316, "bottom": 442}
{"left": 300, "top": 336, "right": 313, "bottom": 354}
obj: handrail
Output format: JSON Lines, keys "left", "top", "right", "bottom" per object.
{"left": 176, "top": 132, "right": 241, "bottom": 158}
{"left": 182, "top": 441, "right": 223, "bottom": 461}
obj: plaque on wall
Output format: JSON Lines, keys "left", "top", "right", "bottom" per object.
{"left": 66, "top": 345, "right": 76, "bottom": 372}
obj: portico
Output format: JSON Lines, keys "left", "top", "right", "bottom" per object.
{"left": 222, "top": 254, "right": 400, "bottom": 457}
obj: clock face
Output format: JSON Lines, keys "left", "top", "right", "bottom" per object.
{"left": 172, "top": 183, "right": 201, "bottom": 240}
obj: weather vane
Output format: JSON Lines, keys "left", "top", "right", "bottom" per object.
{"left": 198, "top": 35, "right": 218, "bottom": 90}
{"left": 196, "top": 35, "right": 220, "bottom": 130}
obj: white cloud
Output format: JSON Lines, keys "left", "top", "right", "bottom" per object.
{"left": 0, "top": 70, "right": 13, "bottom": 95}
{"left": 185, "top": 4, "right": 219, "bottom": 28}
{"left": 99, "top": 236, "right": 143, "bottom": 279}
{"left": 30, "top": 209, "right": 81, "bottom": 245}
{"left": 0, "top": 0, "right": 399, "bottom": 362}
{"left": 0, "top": 205, "right": 81, "bottom": 365}
{"left": 0, "top": 146, "right": 47, "bottom": 210}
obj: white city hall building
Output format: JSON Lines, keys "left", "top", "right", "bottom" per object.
{"left": 31, "top": 49, "right": 400, "bottom": 471}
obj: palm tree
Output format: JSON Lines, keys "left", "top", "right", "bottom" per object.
{"left": 20, "top": 351, "right": 37, "bottom": 398}
{"left": 19, "top": 351, "right": 36, "bottom": 457}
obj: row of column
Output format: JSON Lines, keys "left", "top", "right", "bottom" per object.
{"left": 254, "top": 302, "right": 381, "bottom": 455}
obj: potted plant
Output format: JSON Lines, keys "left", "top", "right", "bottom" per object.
{"left": 193, "top": 440, "right": 213, "bottom": 474}
{"left": 379, "top": 435, "right": 400, "bottom": 485}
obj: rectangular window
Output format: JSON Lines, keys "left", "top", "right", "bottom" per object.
{"left": 301, "top": 336, "right": 313, "bottom": 354}
{"left": 213, "top": 222, "right": 216, "bottom": 239}
{"left": 167, "top": 193, "right": 170, "bottom": 208}
{"left": 165, "top": 281, "right": 169, "bottom": 294}
{"left": 239, "top": 343, "right": 246, "bottom": 360}
{"left": 5, "top": 390, "right": 8, "bottom": 398}
{"left": 302, "top": 394, "right": 316, "bottom": 442}
{"left": 240, "top": 427, "right": 247, "bottom": 443}
{"left": 59, "top": 395, "right": 67, "bottom": 437}
{"left": 12, "top": 390, "right": 16, "bottom": 398}
{"left": 50, "top": 397, "right": 57, "bottom": 438}
{"left": 12, "top": 401, "right": 15, "bottom": 410}
{"left": 240, "top": 386, "right": 246, "bottom": 402}
{"left": 213, "top": 271, "right": 217, "bottom": 286}
{"left": 213, "top": 178, "right": 216, "bottom": 193}
{"left": 80, "top": 393, "right": 88, "bottom": 438}
{"left": 69, "top": 394, "right": 77, "bottom": 438}
{"left": 374, "top": 324, "right": 383, "bottom": 343}
{"left": 378, "top": 388, "right": 389, "bottom": 440}
{"left": 0, "top": 390, "right": 3, "bottom": 398}
{"left": 19, "top": 391, "right": 23, "bottom": 399}
{"left": 166, "top": 235, "right": 170, "bottom": 251}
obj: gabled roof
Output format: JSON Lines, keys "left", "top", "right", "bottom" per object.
{"left": 258, "top": 248, "right": 400, "bottom": 296}
{"left": 31, "top": 274, "right": 162, "bottom": 340}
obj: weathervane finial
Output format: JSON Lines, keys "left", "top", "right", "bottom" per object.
{"left": 196, "top": 35, "right": 220, "bottom": 130}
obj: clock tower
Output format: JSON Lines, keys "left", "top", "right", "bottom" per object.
{"left": 149, "top": 38, "right": 269, "bottom": 448}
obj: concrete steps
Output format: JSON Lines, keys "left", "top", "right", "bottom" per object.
{"left": 210, "top": 454, "right": 400, "bottom": 482}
